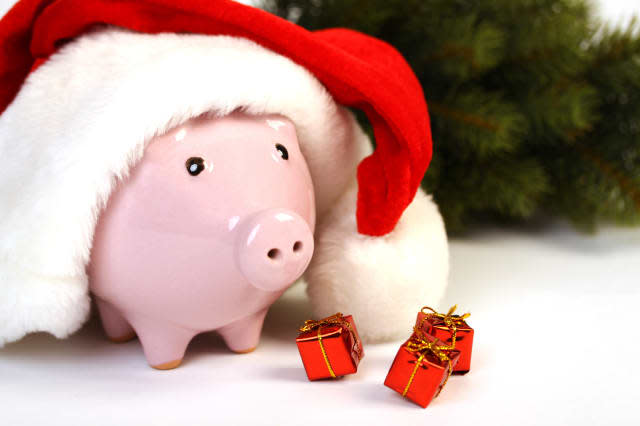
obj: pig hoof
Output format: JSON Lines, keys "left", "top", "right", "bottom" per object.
{"left": 232, "top": 346, "right": 256, "bottom": 354}
{"left": 151, "top": 359, "right": 183, "bottom": 370}
{"left": 108, "top": 331, "right": 137, "bottom": 344}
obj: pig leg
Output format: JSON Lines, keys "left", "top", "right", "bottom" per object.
{"left": 217, "top": 309, "right": 269, "bottom": 354}
{"left": 126, "top": 314, "right": 197, "bottom": 370}
{"left": 95, "top": 298, "right": 136, "bottom": 343}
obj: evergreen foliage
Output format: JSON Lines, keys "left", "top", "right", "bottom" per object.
{"left": 262, "top": 0, "right": 640, "bottom": 232}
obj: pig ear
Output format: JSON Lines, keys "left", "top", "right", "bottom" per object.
{"left": 305, "top": 180, "right": 449, "bottom": 343}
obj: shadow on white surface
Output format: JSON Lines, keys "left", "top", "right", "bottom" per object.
{"left": 260, "top": 281, "right": 314, "bottom": 342}
{"left": 455, "top": 219, "right": 640, "bottom": 253}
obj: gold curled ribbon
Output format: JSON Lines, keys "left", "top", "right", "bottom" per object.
{"left": 402, "top": 329, "right": 453, "bottom": 398}
{"left": 299, "top": 313, "right": 362, "bottom": 379}
{"left": 419, "top": 305, "right": 470, "bottom": 350}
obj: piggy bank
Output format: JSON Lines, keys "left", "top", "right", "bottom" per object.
{"left": 87, "top": 112, "right": 315, "bottom": 369}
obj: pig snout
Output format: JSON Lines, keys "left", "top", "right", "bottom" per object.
{"left": 235, "top": 209, "right": 314, "bottom": 291}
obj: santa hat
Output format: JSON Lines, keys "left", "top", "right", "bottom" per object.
{"left": 0, "top": 0, "right": 448, "bottom": 345}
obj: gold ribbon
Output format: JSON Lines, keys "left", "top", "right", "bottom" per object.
{"left": 419, "top": 305, "right": 470, "bottom": 350}
{"left": 402, "top": 329, "right": 454, "bottom": 398}
{"left": 299, "top": 313, "right": 361, "bottom": 379}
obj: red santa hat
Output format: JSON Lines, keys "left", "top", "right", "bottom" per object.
{"left": 0, "top": 0, "right": 448, "bottom": 345}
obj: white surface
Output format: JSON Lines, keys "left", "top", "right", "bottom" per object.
{"left": 1, "top": 223, "right": 639, "bottom": 425}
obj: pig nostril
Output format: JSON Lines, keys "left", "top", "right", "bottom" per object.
{"left": 267, "top": 248, "right": 282, "bottom": 261}
{"left": 293, "top": 241, "right": 303, "bottom": 253}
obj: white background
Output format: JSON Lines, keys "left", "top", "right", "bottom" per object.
{"left": 1, "top": 1, "right": 640, "bottom": 426}
{"left": 2, "top": 1, "right": 640, "bottom": 24}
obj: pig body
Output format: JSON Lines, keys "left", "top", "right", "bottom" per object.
{"left": 87, "top": 113, "right": 315, "bottom": 369}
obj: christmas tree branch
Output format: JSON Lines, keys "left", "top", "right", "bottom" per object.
{"left": 428, "top": 102, "right": 499, "bottom": 132}
{"left": 572, "top": 141, "right": 640, "bottom": 211}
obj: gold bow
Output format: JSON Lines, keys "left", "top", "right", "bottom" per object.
{"left": 299, "top": 312, "right": 349, "bottom": 333}
{"left": 299, "top": 313, "right": 361, "bottom": 378}
{"left": 420, "top": 305, "right": 470, "bottom": 349}
{"left": 402, "top": 329, "right": 454, "bottom": 398}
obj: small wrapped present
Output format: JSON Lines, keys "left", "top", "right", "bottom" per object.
{"left": 416, "top": 305, "right": 473, "bottom": 374}
{"left": 384, "top": 331, "right": 460, "bottom": 408}
{"left": 296, "top": 313, "right": 364, "bottom": 380}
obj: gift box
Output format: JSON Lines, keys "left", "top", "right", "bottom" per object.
{"left": 384, "top": 331, "right": 460, "bottom": 408}
{"left": 296, "top": 313, "right": 364, "bottom": 380}
{"left": 416, "top": 305, "right": 473, "bottom": 374}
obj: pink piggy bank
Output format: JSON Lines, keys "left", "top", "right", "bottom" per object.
{"left": 87, "top": 112, "right": 315, "bottom": 370}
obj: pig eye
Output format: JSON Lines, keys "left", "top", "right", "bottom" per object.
{"left": 186, "top": 157, "right": 205, "bottom": 176}
{"left": 275, "top": 144, "right": 289, "bottom": 160}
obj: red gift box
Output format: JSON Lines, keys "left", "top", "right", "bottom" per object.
{"left": 384, "top": 331, "right": 460, "bottom": 408}
{"left": 296, "top": 313, "right": 364, "bottom": 381}
{"left": 416, "top": 305, "right": 473, "bottom": 374}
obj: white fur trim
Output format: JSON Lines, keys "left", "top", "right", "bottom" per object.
{"left": 305, "top": 183, "right": 449, "bottom": 342}
{"left": 0, "top": 28, "right": 364, "bottom": 345}
{"left": 0, "top": 266, "right": 90, "bottom": 346}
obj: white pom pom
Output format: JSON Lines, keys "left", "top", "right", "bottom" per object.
{"left": 305, "top": 184, "right": 449, "bottom": 342}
